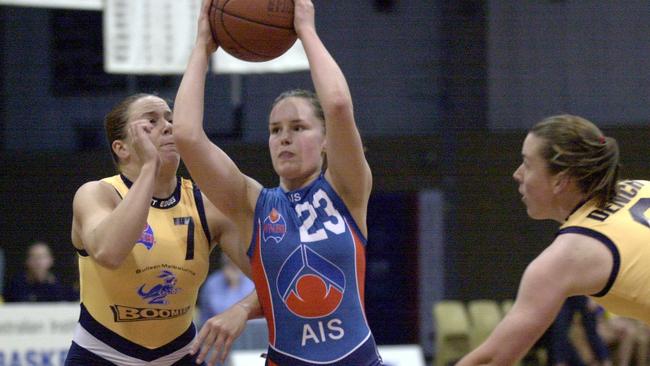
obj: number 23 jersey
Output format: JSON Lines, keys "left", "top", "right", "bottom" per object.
{"left": 247, "top": 174, "right": 381, "bottom": 365}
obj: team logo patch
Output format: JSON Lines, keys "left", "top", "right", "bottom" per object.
{"left": 277, "top": 245, "right": 345, "bottom": 318}
{"left": 263, "top": 208, "right": 287, "bottom": 243}
{"left": 136, "top": 223, "right": 155, "bottom": 250}
{"left": 137, "top": 270, "right": 180, "bottom": 304}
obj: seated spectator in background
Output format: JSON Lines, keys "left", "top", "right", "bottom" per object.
{"left": 198, "top": 254, "right": 255, "bottom": 326}
{"left": 4, "top": 241, "right": 77, "bottom": 302}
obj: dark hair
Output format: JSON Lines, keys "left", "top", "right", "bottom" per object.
{"left": 531, "top": 114, "right": 620, "bottom": 207}
{"left": 271, "top": 89, "right": 325, "bottom": 127}
{"left": 104, "top": 93, "right": 154, "bottom": 166}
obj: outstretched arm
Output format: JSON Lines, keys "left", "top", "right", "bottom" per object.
{"left": 456, "top": 235, "right": 613, "bottom": 365}
{"left": 195, "top": 193, "right": 263, "bottom": 366}
{"left": 173, "top": 0, "right": 260, "bottom": 221}
{"left": 457, "top": 258, "right": 568, "bottom": 365}
{"left": 295, "top": 0, "right": 372, "bottom": 225}
{"left": 191, "top": 290, "right": 263, "bottom": 366}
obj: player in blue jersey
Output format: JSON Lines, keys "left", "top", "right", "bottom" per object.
{"left": 458, "top": 115, "right": 650, "bottom": 365}
{"left": 173, "top": 0, "right": 383, "bottom": 365}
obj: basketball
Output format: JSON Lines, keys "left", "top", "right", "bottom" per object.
{"left": 209, "top": 0, "right": 297, "bottom": 62}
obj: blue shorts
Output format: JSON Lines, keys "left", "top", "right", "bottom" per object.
{"left": 264, "top": 334, "right": 383, "bottom": 366}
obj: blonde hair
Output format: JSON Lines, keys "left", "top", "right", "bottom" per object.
{"left": 531, "top": 114, "right": 620, "bottom": 207}
{"left": 271, "top": 89, "right": 324, "bottom": 126}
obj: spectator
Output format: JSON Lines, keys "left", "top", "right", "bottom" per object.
{"left": 4, "top": 241, "right": 77, "bottom": 302}
{"left": 198, "top": 254, "right": 255, "bottom": 326}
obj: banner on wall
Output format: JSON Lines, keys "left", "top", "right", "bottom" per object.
{"left": 0, "top": 0, "right": 309, "bottom": 74}
{"left": 0, "top": 302, "right": 78, "bottom": 366}
{"left": 103, "top": 0, "right": 199, "bottom": 74}
{"left": 103, "top": 0, "right": 308, "bottom": 75}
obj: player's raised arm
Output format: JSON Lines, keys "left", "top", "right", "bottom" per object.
{"left": 295, "top": 0, "right": 372, "bottom": 217}
{"left": 173, "top": 0, "right": 260, "bottom": 220}
{"left": 72, "top": 118, "right": 160, "bottom": 269}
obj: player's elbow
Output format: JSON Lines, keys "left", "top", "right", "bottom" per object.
{"left": 172, "top": 124, "right": 199, "bottom": 147}
{"left": 173, "top": 127, "right": 207, "bottom": 155}
{"left": 323, "top": 95, "right": 352, "bottom": 116}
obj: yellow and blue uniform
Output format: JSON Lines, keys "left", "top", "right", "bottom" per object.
{"left": 559, "top": 180, "right": 650, "bottom": 324}
{"left": 68, "top": 174, "right": 212, "bottom": 365}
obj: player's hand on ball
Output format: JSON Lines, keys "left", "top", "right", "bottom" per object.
{"left": 198, "top": 0, "right": 218, "bottom": 54}
{"left": 294, "top": 0, "right": 316, "bottom": 36}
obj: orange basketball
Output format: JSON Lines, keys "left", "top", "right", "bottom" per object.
{"left": 209, "top": 0, "right": 297, "bottom": 62}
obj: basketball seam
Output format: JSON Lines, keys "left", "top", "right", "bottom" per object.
{"left": 218, "top": 3, "right": 294, "bottom": 31}
{"left": 217, "top": 7, "right": 292, "bottom": 59}
{"left": 220, "top": 8, "right": 268, "bottom": 58}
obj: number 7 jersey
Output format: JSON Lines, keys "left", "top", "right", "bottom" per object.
{"left": 75, "top": 174, "right": 211, "bottom": 356}
{"left": 248, "top": 175, "right": 382, "bottom": 365}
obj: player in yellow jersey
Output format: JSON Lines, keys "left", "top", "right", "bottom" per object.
{"left": 458, "top": 114, "right": 650, "bottom": 366}
{"left": 64, "top": 93, "right": 258, "bottom": 366}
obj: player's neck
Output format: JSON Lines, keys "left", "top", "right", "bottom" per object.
{"left": 120, "top": 164, "right": 177, "bottom": 198}
{"left": 555, "top": 190, "right": 588, "bottom": 223}
{"left": 279, "top": 170, "right": 321, "bottom": 192}
{"left": 152, "top": 165, "right": 178, "bottom": 198}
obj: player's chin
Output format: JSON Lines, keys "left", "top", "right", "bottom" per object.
{"left": 159, "top": 143, "right": 178, "bottom": 153}
{"left": 160, "top": 151, "right": 181, "bottom": 165}
{"left": 525, "top": 206, "right": 545, "bottom": 220}
{"left": 273, "top": 161, "right": 298, "bottom": 176}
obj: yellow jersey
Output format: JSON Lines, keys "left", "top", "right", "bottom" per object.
{"left": 77, "top": 174, "right": 212, "bottom": 350}
{"left": 560, "top": 180, "right": 650, "bottom": 324}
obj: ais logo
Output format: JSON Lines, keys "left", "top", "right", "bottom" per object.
{"left": 136, "top": 223, "right": 155, "bottom": 250}
{"left": 263, "top": 208, "right": 287, "bottom": 243}
{"left": 277, "top": 245, "right": 345, "bottom": 318}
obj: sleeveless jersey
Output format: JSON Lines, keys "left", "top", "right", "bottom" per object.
{"left": 76, "top": 174, "right": 212, "bottom": 355}
{"left": 559, "top": 179, "right": 650, "bottom": 324}
{"left": 248, "top": 175, "right": 382, "bottom": 365}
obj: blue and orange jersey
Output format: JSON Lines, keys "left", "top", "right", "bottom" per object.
{"left": 248, "top": 174, "right": 382, "bottom": 365}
